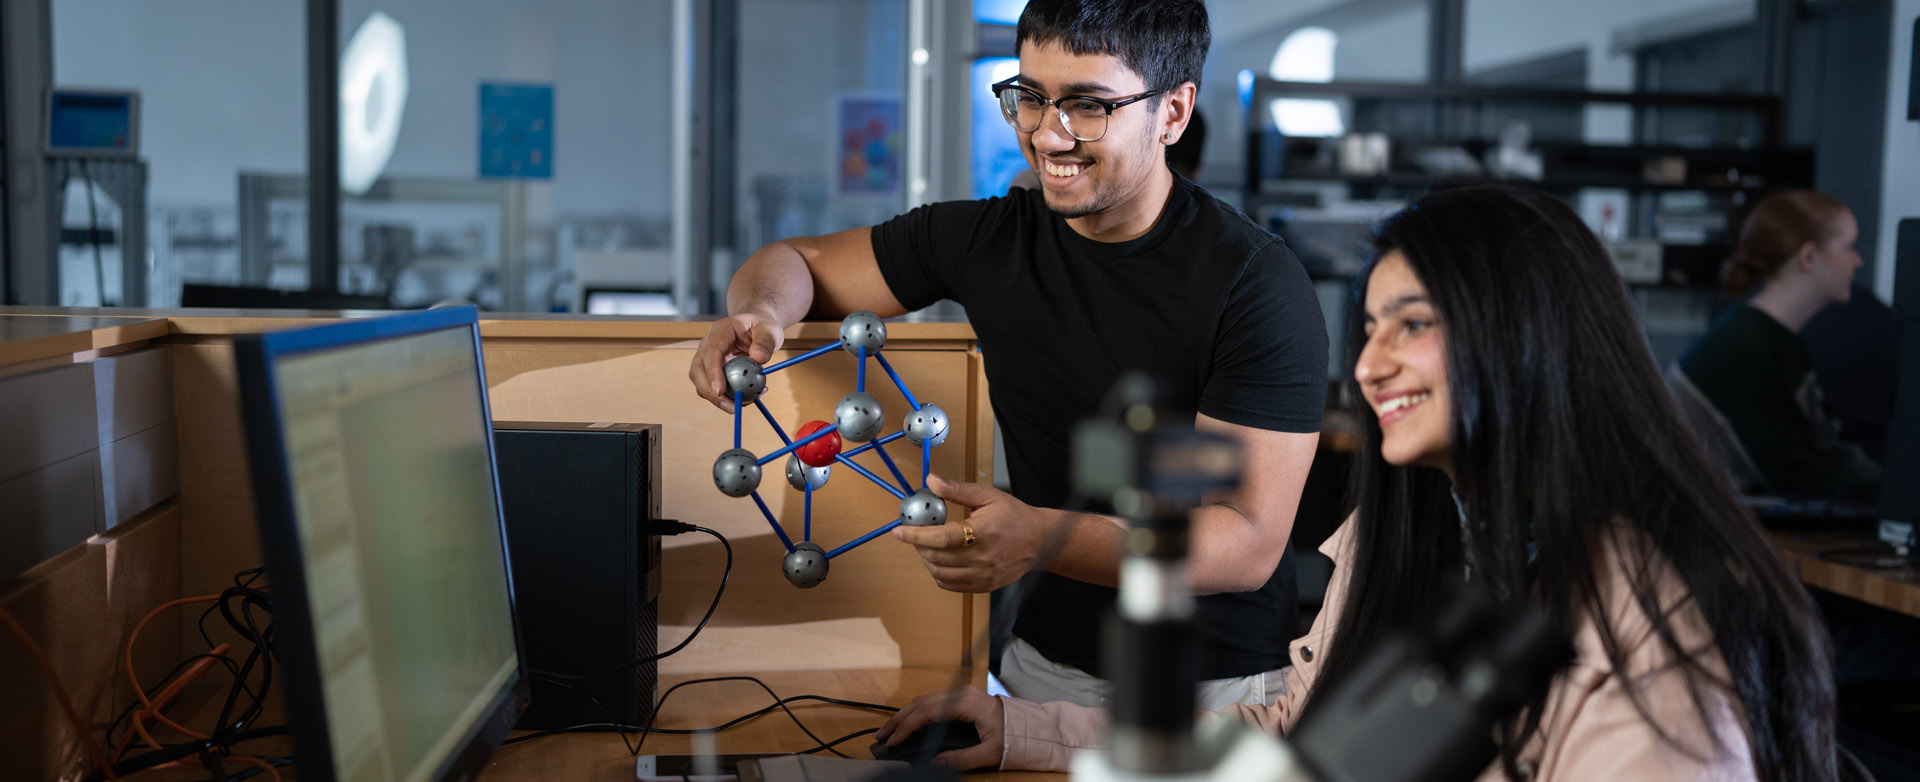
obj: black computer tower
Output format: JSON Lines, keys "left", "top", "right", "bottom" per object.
{"left": 493, "top": 421, "right": 662, "bottom": 730}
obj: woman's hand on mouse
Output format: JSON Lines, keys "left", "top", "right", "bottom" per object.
{"left": 875, "top": 686, "right": 1004, "bottom": 770}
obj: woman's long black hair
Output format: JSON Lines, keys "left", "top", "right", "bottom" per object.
{"left": 1308, "top": 186, "right": 1835, "bottom": 780}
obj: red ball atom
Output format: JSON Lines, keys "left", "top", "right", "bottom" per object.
{"left": 794, "top": 420, "right": 842, "bottom": 467}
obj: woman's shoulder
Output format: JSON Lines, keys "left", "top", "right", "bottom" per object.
{"left": 1568, "top": 523, "right": 1722, "bottom": 675}
{"left": 1526, "top": 524, "right": 1755, "bottom": 780}
{"left": 1682, "top": 305, "right": 1799, "bottom": 375}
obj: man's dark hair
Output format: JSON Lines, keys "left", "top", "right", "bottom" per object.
{"left": 1016, "top": 0, "right": 1211, "bottom": 96}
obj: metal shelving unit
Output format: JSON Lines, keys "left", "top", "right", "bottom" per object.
{"left": 1240, "top": 76, "right": 1811, "bottom": 214}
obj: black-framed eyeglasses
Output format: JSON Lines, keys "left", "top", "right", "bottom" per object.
{"left": 990, "top": 76, "right": 1163, "bottom": 142}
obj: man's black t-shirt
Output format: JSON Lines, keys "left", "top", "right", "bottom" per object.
{"left": 870, "top": 173, "right": 1328, "bottom": 679}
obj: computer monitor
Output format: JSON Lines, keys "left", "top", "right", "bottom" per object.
{"left": 235, "top": 307, "right": 527, "bottom": 781}
{"left": 44, "top": 88, "right": 139, "bottom": 157}
{"left": 582, "top": 287, "right": 677, "bottom": 316}
{"left": 1881, "top": 219, "right": 1920, "bottom": 533}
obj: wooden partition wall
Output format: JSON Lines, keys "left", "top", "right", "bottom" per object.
{"left": 0, "top": 309, "right": 992, "bottom": 780}
{"left": 478, "top": 318, "right": 995, "bottom": 673}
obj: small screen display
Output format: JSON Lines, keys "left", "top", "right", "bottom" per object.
{"left": 48, "top": 92, "right": 135, "bottom": 154}
{"left": 585, "top": 290, "right": 677, "bottom": 315}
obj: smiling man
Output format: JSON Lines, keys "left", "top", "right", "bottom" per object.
{"left": 689, "top": 0, "right": 1327, "bottom": 711}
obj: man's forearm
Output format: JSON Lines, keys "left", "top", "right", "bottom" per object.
{"left": 1035, "top": 510, "right": 1127, "bottom": 588}
{"left": 1042, "top": 504, "right": 1287, "bottom": 595}
{"left": 727, "top": 241, "right": 816, "bottom": 324}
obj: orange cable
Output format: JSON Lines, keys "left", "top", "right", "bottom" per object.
{"left": 129, "top": 714, "right": 168, "bottom": 754}
{"left": 111, "top": 642, "right": 232, "bottom": 763}
{"left": 123, "top": 595, "right": 221, "bottom": 741}
{"left": 0, "top": 603, "right": 122, "bottom": 781}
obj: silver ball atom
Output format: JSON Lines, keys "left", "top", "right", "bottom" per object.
{"left": 900, "top": 489, "right": 948, "bottom": 526}
{"left": 834, "top": 392, "right": 885, "bottom": 443}
{"left": 903, "top": 403, "right": 950, "bottom": 447}
{"left": 785, "top": 454, "right": 831, "bottom": 491}
{"left": 839, "top": 311, "right": 888, "bottom": 356}
{"left": 783, "top": 541, "right": 830, "bottom": 588}
{"left": 712, "top": 448, "right": 762, "bottom": 498}
{"left": 723, "top": 356, "right": 766, "bottom": 404}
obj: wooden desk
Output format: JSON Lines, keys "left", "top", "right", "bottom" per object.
{"left": 130, "top": 667, "right": 1057, "bottom": 780}
{"left": 1770, "top": 531, "right": 1920, "bottom": 620}
{"left": 481, "top": 668, "right": 1058, "bottom": 781}
{"left": 0, "top": 309, "right": 998, "bottom": 780}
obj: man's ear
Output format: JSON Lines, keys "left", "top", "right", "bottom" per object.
{"left": 1159, "top": 81, "right": 1197, "bottom": 144}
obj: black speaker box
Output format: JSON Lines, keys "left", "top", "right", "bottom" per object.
{"left": 493, "top": 421, "right": 662, "bottom": 730}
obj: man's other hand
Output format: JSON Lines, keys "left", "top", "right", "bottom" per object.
{"left": 893, "top": 474, "right": 1058, "bottom": 593}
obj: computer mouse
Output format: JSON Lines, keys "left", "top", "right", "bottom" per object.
{"left": 869, "top": 719, "right": 982, "bottom": 761}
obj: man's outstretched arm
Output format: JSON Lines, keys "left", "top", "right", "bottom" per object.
{"left": 689, "top": 226, "right": 908, "bottom": 412}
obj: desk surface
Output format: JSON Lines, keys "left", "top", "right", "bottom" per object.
{"left": 0, "top": 314, "right": 167, "bottom": 366}
{"left": 481, "top": 668, "right": 1058, "bottom": 781}
{"left": 0, "top": 306, "right": 980, "bottom": 341}
{"left": 1770, "top": 530, "right": 1920, "bottom": 620}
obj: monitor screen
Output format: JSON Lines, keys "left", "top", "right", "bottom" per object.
{"left": 1882, "top": 219, "right": 1920, "bottom": 527}
{"left": 237, "top": 307, "right": 525, "bottom": 781}
{"left": 584, "top": 288, "right": 677, "bottom": 316}
{"left": 46, "top": 89, "right": 138, "bottom": 157}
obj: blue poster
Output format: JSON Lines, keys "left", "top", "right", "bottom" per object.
{"left": 479, "top": 83, "right": 553, "bottom": 179}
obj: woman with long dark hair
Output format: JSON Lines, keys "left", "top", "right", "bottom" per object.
{"left": 878, "top": 185, "right": 1837, "bottom": 781}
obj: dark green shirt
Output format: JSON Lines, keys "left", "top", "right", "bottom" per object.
{"left": 1680, "top": 305, "right": 1878, "bottom": 497}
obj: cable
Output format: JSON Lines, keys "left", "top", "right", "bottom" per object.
{"left": 223, "top": 755, "right": 282, "bottom": 782}
{"left": 103, "top": 727, "right": 289, "bottom": 780}
{"left": 95, "top": 567, "right": 278, "bottom": 782}
{"left": 506, "top": 691, "right": 899, "bottom": 747}
{"left": 223, "top": 756, "right": 293, "bottom": 782}
{"left": 641, "top": 677, "right": 854, "bottom": 758}
{"left": 212, "top": 586, "right": 275, "bottom": 734}
{"left": 524, "top": 674, "right": 644, "bottom": 755}
{"left": 797, "top": 727, "right": 881, "bottom": 756}
{"left": 0, "top": 603, "right": 122, "bottom": 780}
{"left": 103, "top": 651, "right": 244, "bottom": 757}
{"left": 80, "top": 158, "right": 112, "bottom": 306}
{"left": 503, "top": 690, "right": 897, "bottom": 748}
{"left": 531, "top": 523, "right": 730, "bottom": 682}
{"left": 108, "top": 645, "right": 237, "bottom": 762}
{"left": 503, "top": 676, "right": 898, "bottom": 760}
{"left": 124, "top": 595, "right": 223, "bottom": 741}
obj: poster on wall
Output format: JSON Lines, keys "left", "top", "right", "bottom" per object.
{"left": 480, "top": 82, "right": 554, "bottom": 180}
{"left": 832, "top": 93, "right": 902, "bottom": 201}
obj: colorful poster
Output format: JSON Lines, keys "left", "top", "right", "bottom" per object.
{"left": 834, "top": 94, "right": 902, "bottom": 200}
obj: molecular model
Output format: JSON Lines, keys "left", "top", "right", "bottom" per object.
{"left": 711, "top": 311, "right": 952, "bottom": 589}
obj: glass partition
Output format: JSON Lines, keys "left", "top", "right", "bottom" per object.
{"left": 53, "top": 0, "right": 306, "bottom": 307}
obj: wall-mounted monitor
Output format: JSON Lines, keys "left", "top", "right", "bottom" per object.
{"left": 583, "top": 287, "right": 677, "bottom": 316}
{"left": 45, "top": 88, "right": 140, "bottom": 158}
